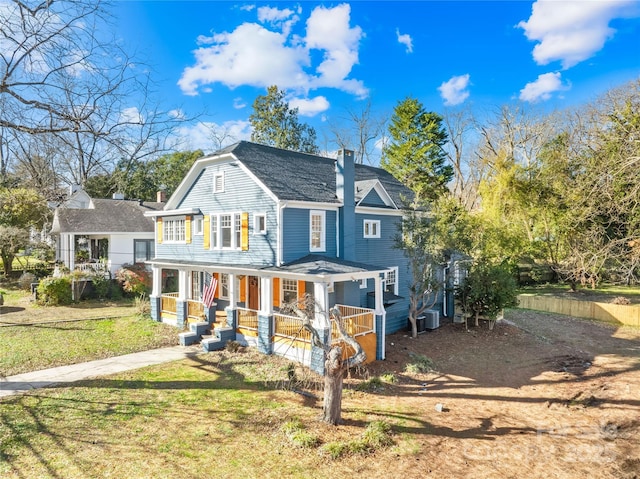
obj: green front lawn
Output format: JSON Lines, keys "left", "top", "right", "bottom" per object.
{"left": 0, "top": 316, "right": 178, "bottom": 376}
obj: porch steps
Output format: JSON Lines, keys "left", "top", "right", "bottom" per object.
{"left": 202, "top": 326, "right": 235, "bottom": 352}
{"left": 179, "top": 321, "right": 211, "bottom": 346}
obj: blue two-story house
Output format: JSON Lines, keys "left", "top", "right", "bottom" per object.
{"left": 145, "top": 141, "right": 435, "bottom": 370}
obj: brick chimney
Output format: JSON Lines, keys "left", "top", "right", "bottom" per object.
{"left": 157, "top": 190, "right": 166, "bottom": 203}
{"left": 336, "top": 149, "right": 355, "bottom": 261}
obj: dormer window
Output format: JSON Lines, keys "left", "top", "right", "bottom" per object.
{"left": 213, "top": 172, "right": 224, "bottom": 193}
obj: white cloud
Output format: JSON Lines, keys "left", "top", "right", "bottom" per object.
{"left": 233, "top": 97, "right": 246, "bottom": 109}
{"left": 517, "top": 0, "right": 639, "bottom": 69}
{"left": 289, "top": 95, "right": 330, "bottom": 116}
{"left": 438, "top": 74, "right": 471, "bottom": 106}
{"left": 396, "top": 28, "right": 413, "bottom": 53}
{"left": 174, "top": 120, "right": 251, "bottom": 152}
{"left": 178, "top": 3, "right": 367, "bottom": 105}
{"left": 168, "top": 109, "right": 186, "bottom": 120}
{"left": 519, "top": 72, "right": 570, "bottom": 102}
{"left": 120, "top": 106, "right": 143, "bottom": 124}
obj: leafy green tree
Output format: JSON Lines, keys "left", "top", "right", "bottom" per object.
{"left": 395, "top": 196, "right": 472, "bottom": 338}
{"left": 381, "top": 97, "right": 453, "bottom": 202}
{"left": 249, "top": 86, "right": 319, "bottom": 154}
{"left": 455, "top": 260, "right": 518, "bottom": 329}
{"left": 0, "top": 188, "right": 49, "bottom": 275}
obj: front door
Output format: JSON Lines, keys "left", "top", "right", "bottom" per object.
{"left": 248, "top": 276, "right": 259, "bottom": 310}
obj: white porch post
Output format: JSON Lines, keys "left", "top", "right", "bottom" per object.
{"left": 151, "top": 265, "right": 162, "bottom": 297}
{"left": 178, "top": 269, "right": 188, "bottom": 300}
{"left": 227, "top": 273, "right": 237, "bottom": 306}
{"left": 374, "top": 273, "right": 387, "bottom": 360}
{"left": 68, "top": 234, "right": 75, "bottom": 271}
{"left": 313, "top": 282, "right": 330, "bottom": 330}
{"left": 259, "top": 276, "right": 273, "bottom": 315}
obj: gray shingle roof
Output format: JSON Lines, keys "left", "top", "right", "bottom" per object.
{"left": 52, "top": 199, "right": 164, "bottom": 234}
{"left": 220, "top": 141, "right": 413, "bottom": 206}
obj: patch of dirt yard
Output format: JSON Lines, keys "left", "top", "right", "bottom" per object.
{"left": 347, "top": 309, "right": 640, "bottom": 479}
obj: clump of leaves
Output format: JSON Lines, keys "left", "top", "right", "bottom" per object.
{"left": 611, "top": 296, "right": 631, "bottom": 305}
{"left": 225, "top": 340, "right": 242, "bottom": 352}
{"left": 405, "top": 352, "right": 435, "bottom": 374}
{"left": 322, "top": 420, "right": 394, "bottom": 459}
{"left": 115, "top": 263, "right": 151, "bottom": 296}
{"left": 36, "top": 276, "right": 72, "bottom": 305}
{"left": 281, "top": 419, "right": 320, "bottom": 448}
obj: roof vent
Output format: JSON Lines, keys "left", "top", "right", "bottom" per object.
{"left": 112, "top": 193, "right": 125, "bottom": 200}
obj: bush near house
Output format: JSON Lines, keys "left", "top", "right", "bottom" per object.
{"left": 115, "top": 263, "right": 152, "bottom": 296}
{"left": 36, "top": 277, "right": 73, "bottom": 306}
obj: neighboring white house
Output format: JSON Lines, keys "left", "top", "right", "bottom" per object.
{"left": 50, "top": 188, "right": 165, "bottom": 276}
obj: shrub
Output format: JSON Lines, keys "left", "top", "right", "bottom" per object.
{"left": 37, "top": 277, "right": 73, "bottom": 305}
{"left": 405, "top": 353, "right": 435, "bottom": 374}
{"left": 134, "top": 294, "right": 151, "bottom": 317}
{"left": 115, "top": 263, "right": 151, "bottom": 296}
{"left": 90, "top": 273, "right": 112, "bottom": 299}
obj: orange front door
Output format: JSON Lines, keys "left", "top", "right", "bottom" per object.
{"left": 248, "top": 276, "right": 259, "bottom": 310}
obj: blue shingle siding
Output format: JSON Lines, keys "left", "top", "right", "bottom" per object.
{"left": 157, "top": 162, "right": 278, "bottom": 266}
{"left": 282, "top": 208, "right": 337, "bottom": 263}
{"left": 354, "top": 212, "right": 411, "bottom": 332}
{"left": 360, "top": 189, "right": 386, "bottom": 207}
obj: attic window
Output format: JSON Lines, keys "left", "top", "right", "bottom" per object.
{"left": 213, "top": 173, "right": 224, "bottom": 193}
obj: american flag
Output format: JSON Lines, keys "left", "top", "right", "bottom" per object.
{"left": 202, "top": 276, "right": 218, "bottom": 308}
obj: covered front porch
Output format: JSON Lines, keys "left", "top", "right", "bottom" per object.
{"left": 147, "top": 256, "right": 390, "bottom": 371}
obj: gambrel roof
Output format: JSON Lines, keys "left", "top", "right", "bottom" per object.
{"left": 168, "top": 141, "right": 413, "bottom": 210}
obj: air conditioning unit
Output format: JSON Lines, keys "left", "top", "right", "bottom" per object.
{"left": 422, "top": 310, "right": 440, "bottom": 330}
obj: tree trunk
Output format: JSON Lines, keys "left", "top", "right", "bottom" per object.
{"left": 408, "top": 315, "right": 418, "bottom": 338}
{"left": 322, "top": 346, "right": 345, "bottom": 425}
{"left": 1, "top": 252, "right": 13, "bottom": 276}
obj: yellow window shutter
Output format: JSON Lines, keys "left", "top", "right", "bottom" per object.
{"left": 213, "top": 273, "right": 219, "bottom": 299}
{"left": 273, "top": 278, "right": 280, "bottom": 307}
{"left": 157, "top": 218, "right": 163, "bottom": 244}
{"left": 240, "top": 276, "right": 246, "bottom": 302}
{"left": 241, "top": 212, "right": 249, "bottom": 251}
{"left": 203, "top": 215, "right": 210, "bottom": 249}
{"left": 185, "top": 216, "right": 192, "bottom": 244}
{"left": 297, "top": 280, "right": 306, "bottom": 299}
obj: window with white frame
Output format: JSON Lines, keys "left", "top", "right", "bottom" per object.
{"left": 210, "top": 213, "right": 242, "bottom": 250}
{"left": 254, "top": 213, "right": 266, "bottom": 235}
{"left": 383, "top": 267, "right": 399, "bottom": 295}
{"left": 220, "top": 273, "right": 229, "bottom": 299}
{"left": 309, "top": 210, "right": 326, "bottom": 252}
{"left": 193, "top": 216, "right": 203, "bottom": 235}
{"left": 282, "top": 279, "right": 298, "bottom": 304}
{"left": 163, "top": 217, "right": 186, "bottom": 242}
{"left": 213, "top": 172, "right": 224, "bottom": 193}
{"left": 363, "top": 219, "right": 380, "bottom": 238}
{"left": 134, "top": 239, "right": 154, "bottom": 263}
{"left": 191, "top": 271, "right": 202, "bottom": 300}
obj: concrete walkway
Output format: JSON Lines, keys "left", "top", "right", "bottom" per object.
{"left": 0, "top": 345, "right": 200, "bottom": 399}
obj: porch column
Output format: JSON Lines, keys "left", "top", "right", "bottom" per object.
{"left": 258, "top": 276, "right": 274, "bottom": 354}
{"left": 310, "top": 281, "right": 330, "bottom": 375}
{"left": 374, "top": 273, "right": 387, "bottom": 360}
{"left": 68, "top": 234, "right": 75, "bottom": 271}
{"left": 225, "top": 273, "right": 237, "bottom": 329}
{"left": 150, "top": 265, "right": 162, "bottom": 322}
{"left": 176, "top": 269, "right": 189, "bottom": 328}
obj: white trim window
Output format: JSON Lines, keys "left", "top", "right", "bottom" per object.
{"left": 220, "top": 273, "right": 229, "bottom": 300}
{"left": 213, "top": 172, "right": 225, "bottom": 193}
{"left": 210, "top": 212, "right": 242, "bottom": 250}
{"left": 363, "top": 219, "right": 380, "bottom": 238}
{"left": 254, "top": 213, "right": 267, "bottom": 235}
{"left": 309, "top": 210, "right": 326, "bottom": 252}
{"left": 384, "top": 267, "right": 399, "bottom": 295}
{"left": 193, "top": 216, "right": 204, "bottom": 236}
{"left": 163, "top": 217, "right": 186, "bottom": 243}
{"left": 282, "top": 279, "right": 298, "bottom": 304}
{"left": 191, "top": 271, "right": 202, "bottom": 300}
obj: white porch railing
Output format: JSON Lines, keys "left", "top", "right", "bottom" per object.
{"left": 333, "top": 304, "right": 375, "bottom": 338}
{"left": 75, "top": 262, "right": 109, "bottom": 275}
{"left": 237, "top": 307, "right": 258, "bottom": 331}
{"left": 273, "top": 312, "right": 312, "bottom": 344}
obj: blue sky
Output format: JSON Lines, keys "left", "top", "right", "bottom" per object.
{"left": 114, "top": 1, "right": 640, "bottom": 153}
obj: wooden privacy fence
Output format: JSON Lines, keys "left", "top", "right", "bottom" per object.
{"left": 517, "top": 294, "right": 640, "bottom": 327}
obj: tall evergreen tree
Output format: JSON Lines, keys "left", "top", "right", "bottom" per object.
{"left": 381, "top": 97, "right": 453, "bottom": 202}
{"left": 249, "top": 86, "right": 319, "bottom": 154}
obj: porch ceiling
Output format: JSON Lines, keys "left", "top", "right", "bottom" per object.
{"left": 147, "top": 254, "right": 389, "bottom": 283}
